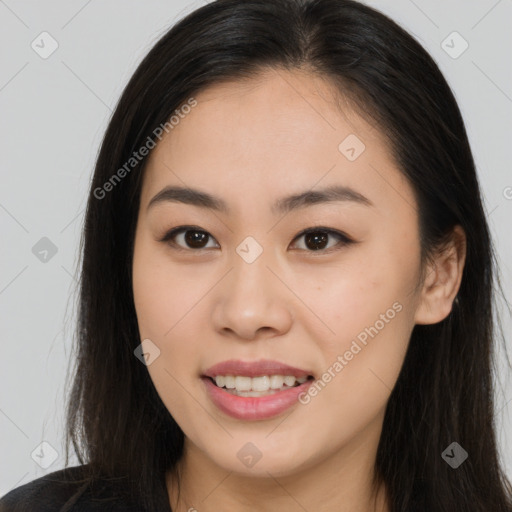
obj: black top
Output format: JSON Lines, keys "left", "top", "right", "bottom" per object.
{"left": 0, "top": 465, "right": 173, "bottom": 511}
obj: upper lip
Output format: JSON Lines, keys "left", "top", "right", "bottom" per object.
{"left": 203, "top": 359, "right": 313, "bottom": 379}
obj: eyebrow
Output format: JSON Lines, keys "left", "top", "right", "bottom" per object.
{"left": 147, "top": 184, "right": 373, "bottom": 215}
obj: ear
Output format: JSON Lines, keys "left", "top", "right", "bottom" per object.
{"left": 414, "top": 225, "right": 467, "bottom": 325}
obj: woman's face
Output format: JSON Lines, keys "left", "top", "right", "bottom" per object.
{"left": 132, "top": 68, "right": 425, "bottom": 478}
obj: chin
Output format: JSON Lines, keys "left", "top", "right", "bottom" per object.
{"left": 204, "top": 435, "right": 319, "bottom": 478}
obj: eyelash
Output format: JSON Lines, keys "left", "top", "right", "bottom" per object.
{"left": 159, "top": 225, "right": 354, "bottom": 254}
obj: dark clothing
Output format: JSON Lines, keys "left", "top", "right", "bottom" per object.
{"left": 0, "top": 465, "right": 172, "bottom": 511}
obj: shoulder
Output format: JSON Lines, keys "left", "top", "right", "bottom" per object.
{"left": 0, "top": 464, "right": 149, "bottom": 512}
{"left": 0, "top": 465, "right": 92, "bottom": 511}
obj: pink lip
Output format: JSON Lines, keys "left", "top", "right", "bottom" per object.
{"left": 203, "top": 359, "right": 313, "bottom": 379}
{"left": 201, "top": 376, "right": 313, "bottom": 420}
{"left": 201, "top": 359, "right": 315, "bottom": 420}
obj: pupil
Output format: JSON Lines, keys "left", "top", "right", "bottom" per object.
{"left": 185, "top": 230, "right": 207, "bottom": 248}
{"left": 306, "top": 232, "right": 327, "bottom": 250}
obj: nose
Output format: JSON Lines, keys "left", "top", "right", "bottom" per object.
{"left": 211, "top": 250, "right": 293, "bottom": 342}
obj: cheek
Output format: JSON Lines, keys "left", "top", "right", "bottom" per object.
{"left": 301, "top": 235, "right": 419, "bottom": 400}
{"left": 132, "top": 235, "right": 210, "bottom": 399}
{"left": 132, "top": 242, "right": 204, "bottom": 429}
{"left": 301, "top": 251, "right": 415, "bottom": 346}
{"left": 300, "top": 278, "right": 412, "bottom": 447}
{"left": 132, "top": 234, "right": 206, "bottom": 338}
{"left": 317, "top": 310, "right": 411, "bottom": 436}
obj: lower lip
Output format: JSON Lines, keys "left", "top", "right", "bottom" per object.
{"left": 201, "top": 377, "right": 313, "bottom": 420}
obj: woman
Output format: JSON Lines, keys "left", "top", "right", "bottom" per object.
{"left": 1, "top": 0, "right": 511, "bottom": 510}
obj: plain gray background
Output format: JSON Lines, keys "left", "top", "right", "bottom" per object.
{"left": 1, "top": 0, "right": 511, "bottom": 496}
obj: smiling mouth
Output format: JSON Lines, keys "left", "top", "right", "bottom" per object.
{"left": 206, "top": 374, "right": 315, "bottom": 397}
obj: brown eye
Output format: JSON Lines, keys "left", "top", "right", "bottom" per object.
{"left": 291, "top": 227, "right": 353, "bottom": 253}
{"left": 303, "top": 231, "right": 330, "bottom": 251}
{"left": 182, "top": 229, "right": 210, "bottom": 249}
{"left": 161, "top": 226, "right": 219, "bottom": 251}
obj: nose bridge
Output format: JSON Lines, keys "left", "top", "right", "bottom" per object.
{"left": 229, "top": 234, "right": 274, "bottom": 299}
{"left": 212, "top": 235, "right": 292, "bottom": 339}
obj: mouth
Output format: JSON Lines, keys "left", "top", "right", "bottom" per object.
{"left": 201, "top": 359, "right": 316, "bottom": 420}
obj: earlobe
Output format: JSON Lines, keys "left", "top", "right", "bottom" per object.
{"left": 414, "top": 225, "right": 466, "bottom": 325}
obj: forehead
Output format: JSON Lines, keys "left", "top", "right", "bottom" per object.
{"left": 141, "top": 68, "right": 413, "bottom": 215}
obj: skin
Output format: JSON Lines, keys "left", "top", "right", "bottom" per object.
{"left": 131, "top": 67, "right": 466, "bottom": 512}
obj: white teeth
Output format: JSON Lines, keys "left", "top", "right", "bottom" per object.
{"left": 235, "top": 376, "right": 252, "bottom": 391}
{"left": 252, "top": 376, "right": 270, "bottom": 392}
{"left": 212, "top": 374, "right": 310, "bottom": 393}
{"left": 270, "top": 375, "right": 284, "bottom": 389}
{"left": 284, "top": 376, "right": 296, "bottom": 387}
{"left": 224, "top": 376, "right": 236, "bottom": 389}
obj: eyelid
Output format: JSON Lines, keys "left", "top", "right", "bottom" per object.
{"left": 160, "top": 225, "right": 355, "bottom": 253}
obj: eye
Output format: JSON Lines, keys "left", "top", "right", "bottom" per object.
{"left": 160, "top": 225, "right": 354, "bottom": 253}
{"left": 290, "top": 227, "right": 354, "bottom": 253}
{"left": 160, "top": 225, "right": 219, "bottom": 251}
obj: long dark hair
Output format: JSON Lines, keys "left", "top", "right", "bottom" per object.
{"left": 64, "top": 0, "right": 512, "bottom": 510}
